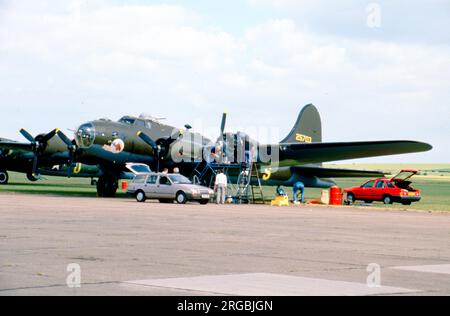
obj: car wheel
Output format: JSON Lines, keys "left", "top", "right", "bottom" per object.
{"left": 383, "top": 195, "right": 392, "bottom": 205}
{"left": 346, "top": 193, "right": 354, "bottom": 205}
{"left": 200, "top": 200, "right": 209, "bottom": 205}
{"left": 136, "top": 191, "right": 146, "bottom": 203}
{"left": 0, "top": 170, "right": 8, "bottom": 185}
{"left": 176, "top": 191, "right": 187, "bottom": 204}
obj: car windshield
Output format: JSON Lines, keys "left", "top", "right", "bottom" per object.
{"left": 168, "top": 174, "right": 192, "bottom": 184}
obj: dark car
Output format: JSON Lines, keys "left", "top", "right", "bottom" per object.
{"left": 344, "top": 169, "right": 421, "bottom": 205}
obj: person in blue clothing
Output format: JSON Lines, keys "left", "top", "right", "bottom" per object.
{"left": 276, "top": 185, "right": 287, "bottom": 197}
{"left": 293, "top": 181, "right": 305, "bottom": 204}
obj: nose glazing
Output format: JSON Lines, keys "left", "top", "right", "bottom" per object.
{"left": 75, "top": 123, "right": 95, "bottom": 148}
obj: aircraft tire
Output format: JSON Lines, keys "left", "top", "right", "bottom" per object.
{"left": 96, "top": 177, "right": 105, "bottom": 197}
{"left": 0, "top": 170, "right": 8, "bottom": 185}
{"left": 97, "top": 176, "right": 118, "bottom": 197}
{"left": 26, "top": 172, "right": 39, "bottom": 182}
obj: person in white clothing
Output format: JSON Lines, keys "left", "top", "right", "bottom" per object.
{"left": 214, "top": 170, "right": 228, "bottom": 204}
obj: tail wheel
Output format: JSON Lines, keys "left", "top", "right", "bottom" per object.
{"left": 136, "top": 191, "right": 146, "bottom": 203}
{"left": 26, "top": 172, "right": 39, "bottom": 182}
{"left": 383, "top": 195, "right": 392, "bottom": 205}
{"left": 0, "top": 170, "right": 8, "bottom": 185}
{"left": 176, "top": 191, "right": 187, "bottom": 204}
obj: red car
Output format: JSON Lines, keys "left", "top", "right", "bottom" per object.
{"left": 344, "top": 169, "right": 421, "bottom": 205}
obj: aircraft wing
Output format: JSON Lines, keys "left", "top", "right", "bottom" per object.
{"left": 292, "top": 165, "right": 385, "bottom": 178}
{"left": 0, "top": 141, "right": 33, "bottom": 157}
{"left": 275, "top": 140, "right": 432, "bottom": 166}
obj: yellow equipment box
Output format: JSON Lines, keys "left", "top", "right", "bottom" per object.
{"left": 271, "top": 196, "right": 290, "bottom": 206}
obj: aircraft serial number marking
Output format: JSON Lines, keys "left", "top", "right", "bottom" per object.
{"left": 296, "top": 133, "right": 312, "bottom": 143}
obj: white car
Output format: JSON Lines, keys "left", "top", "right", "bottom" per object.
{"left": 128, "top": 173, "right": 214, "bottom": 204}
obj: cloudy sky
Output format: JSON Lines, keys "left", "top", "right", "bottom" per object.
{"left": 0, "top": 0, "right": 449, "bottom": 162}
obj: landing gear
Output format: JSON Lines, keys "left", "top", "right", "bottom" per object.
{"left": 0, "top": 170, "right": 8, "bottom": 185}
{"left": 26, "top": 172, "right": 39, "bottom": 182}
{"left": 96, "top": 175, "right": 118, "bottom": 197}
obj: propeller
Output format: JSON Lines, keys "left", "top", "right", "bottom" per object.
{"left": 137, "top": 131, "right": 161, "bottom": 172}
{"left": 55, "top": 129, "right": 77, "bottom": 177}
{"left": 137, "top": 129, "right": 184, "bottom": 172}
{"left": 19, "top": 128, "right": 60, "bottom": 177}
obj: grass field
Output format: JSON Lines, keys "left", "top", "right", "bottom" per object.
{"left": 1, "top": 164, "right": 449, "bottom": 212}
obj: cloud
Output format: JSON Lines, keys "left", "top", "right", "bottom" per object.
{"left": 0, "top": 1, "right": 448, "bottom": 162}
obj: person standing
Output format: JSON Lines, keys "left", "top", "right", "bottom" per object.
{"left": 214, "top": 169, "right": 228, "bottom": 204}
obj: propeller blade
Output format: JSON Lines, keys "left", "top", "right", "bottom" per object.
{"left": 220, "top": 112, "right": 227, "bottom": 135}
{"left": 137, "top": 131, "right": 157, "bottom": 151}
{"left": 167, "top": 129, "right": 183, "bottom": 146}
{"left": 20, "top": 128, "right": 36, "bottom": 144}
{"left": 40, "top": 129, "right": 59, "bottom": 143}
{"left": 31, "top": 154, "right": 38, "bottom": 177}
{"left": 56, "top": 129, "right": 74, "bottom": 149}
{"left": 54, "top": 129, "right": 76, "bottom": 178}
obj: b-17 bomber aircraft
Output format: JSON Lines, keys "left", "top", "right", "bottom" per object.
{"left": 0, "top": 104, "right": 432, "bottom": 197}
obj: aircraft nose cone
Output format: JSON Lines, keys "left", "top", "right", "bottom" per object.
{"left": 75, "top": 123, "right": 96, "bottom": 148}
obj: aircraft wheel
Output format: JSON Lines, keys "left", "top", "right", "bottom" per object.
{"left": 96, "top": 177, "right": 105, "bottom": 197}
{"left": 97, "top": 176, "right": 118, "bottom": 197}
{"left": 383, "top": 195, "right": 392, "bottom": 205}
{"left": 105, "top": 180, "right": 118, "bottom": 197}
{"left": 176, "top": 191, "right": 187, "bottom": 204}
{"left": 0, "top": 170, "right": 8, "bottom": 185}
{"left": 26, "top": 172, "right": 39, "bottom": 182}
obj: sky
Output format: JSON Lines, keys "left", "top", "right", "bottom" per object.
{"left": 0, "top": 0, "right": 449, "bottom": 163}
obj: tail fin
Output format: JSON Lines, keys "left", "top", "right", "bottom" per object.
{"left": 281, "top": 104, "right": 322, "bottom": 144}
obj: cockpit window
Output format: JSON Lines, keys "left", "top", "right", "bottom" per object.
{"left": 135, "top": 119, "right": 146, "bottom": 127}
{"left": 118, "top": 117, "right": 136, "bottom": 125}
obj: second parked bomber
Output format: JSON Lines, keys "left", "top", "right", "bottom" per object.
{"left": 0, "top": 104, "right": 432, "bottom": 197}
